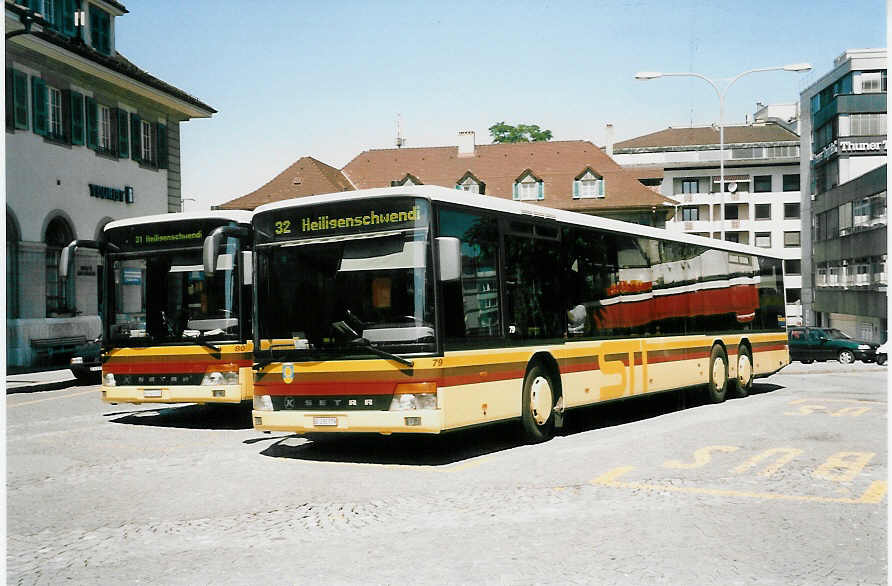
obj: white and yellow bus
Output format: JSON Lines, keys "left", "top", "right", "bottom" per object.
{"left": 62, "top": 211, "right": 255, "bottom": 405}
{"left": 242, "top": 186, "right": 788, "bottom": 442}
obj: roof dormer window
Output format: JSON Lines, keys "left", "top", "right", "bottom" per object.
{"left": 573, "top": 168, "right": 605, "bottom": 199}
{"left": 456, "top": 171, "right": 485, "bottom": 194}
{"left": 513, "top": 170, "right": 543, "bottom": 201}
{"left": 391, "top": 173, "right": 422, "bottom": 187}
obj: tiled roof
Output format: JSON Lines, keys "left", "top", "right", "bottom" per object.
{"left": 219, "top": 157, "right": 354, "bottom": 210}
{"left": 6, "top": 2, "right": 215, "bottom": 115}
{"left": 614, "top": 124, "right": 799, "bottom": 151}
{"left": 219, "top": 140, "right": 675, "bottom": 212}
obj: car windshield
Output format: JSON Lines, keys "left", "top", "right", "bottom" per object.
{"left": 825, "top": 329, "right": 852, "bottom": 340}
{"left": 257, "top": 227, "right": 435, "bottom": 359}
{"left": 107, "top": 240, "right": 242, "bottom": 345}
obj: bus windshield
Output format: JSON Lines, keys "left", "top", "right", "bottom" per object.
{"left": 108, "top": 240, "right": 242, "bottom": 345}
{"left": 258, "top": 228, "right": 435, "bottom": 359}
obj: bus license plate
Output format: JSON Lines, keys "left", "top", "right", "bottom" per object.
{"left": 143, "top": 389, "right": 162, "bottom": 398}
{"left": 313, "top": 416, "right": 338, "bottom": 427}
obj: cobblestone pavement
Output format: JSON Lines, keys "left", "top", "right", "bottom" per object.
{"left": 6, "top": 363, "right": 887, "bottom": 585}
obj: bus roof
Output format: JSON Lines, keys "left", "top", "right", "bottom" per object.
{"left": 253, "top": 185, "right": 783, "bottom": 260}
{"left": 104, "top": 210, "right": 252, "bottom": 232}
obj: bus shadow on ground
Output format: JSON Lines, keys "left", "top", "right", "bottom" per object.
{"left": 258, "top": 382, "right": 785, "bottom": 465}
{"left": 107, "top": 403, "right": 253, "bottom": 430}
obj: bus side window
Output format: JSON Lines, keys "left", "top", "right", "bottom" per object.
{"left": 504, "top": 226, "right": 563, "bottom": 340}
{"left": 437, "top": 208, "right": 501, "bottom": 344}
{"left": 564, "top": 228, "right": 615, "bottom": 338}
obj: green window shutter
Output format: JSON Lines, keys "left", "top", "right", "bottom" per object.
{"left": 5, "top": 69, "right": 13, "bottom": 130}
{"left": 85, "top": 96, "right": 98, "bottom": 149}
{"left": 156, "top": 123, "right": 168, "bottom": 169}
{"left": 13, "top": 70, "right": 29, "bottom": 130}
{"left": 512, "top": 183, "right": 519, "bottom": 200}
{"left": 70, "top": 91, "right": 84, "bottom": 145}
{"left": 537, "top": 181, "right": 544, "bottom": 200}
{"left": 117, "top": 109, "right": 129, "bottom": 158}
{"left": 31, "top": 77, "right": 48, "bottom": 136}
{"left": 61, "top": 0, "right": 77, "bottom": 37}
{"left": 572, "top": 180, "right": 579, "bottom": 198}
{"left": 130, "top": 113, "right": 141, "bottom": 162}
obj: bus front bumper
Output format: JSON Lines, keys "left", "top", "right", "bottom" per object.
{"left": 101, "top": 384, "right": 245, "bottom": 404}
{"left": 252, "top": 409, "right": 445, "bottom": 435}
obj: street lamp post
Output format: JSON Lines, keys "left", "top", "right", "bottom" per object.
{"left": 635, "top": 63, "right": 811, "bottom": 241}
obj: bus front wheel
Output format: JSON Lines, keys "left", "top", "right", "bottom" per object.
{"left": 521, "top": 364, "right": 556, "bottom": 443}
{"left": 706, "top": 345, "right": 728, "bottom": 404}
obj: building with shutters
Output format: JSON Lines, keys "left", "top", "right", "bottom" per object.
{"left": 799, "top": 48, "right": 887, "bottom": 342}
{"left": 5, "top": 0, "right": 216, "bottom": 368}
{"left": 219, "top": 132, "right": 676, "bottom": 228}
{"left": 612, "top": 110, "right": 806, "bottom": 325}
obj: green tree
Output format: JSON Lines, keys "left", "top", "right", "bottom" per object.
{"left": 488, "top": 122, "right": 553, "bottom": 143}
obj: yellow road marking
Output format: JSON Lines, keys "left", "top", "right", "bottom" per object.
{"left": 8, "top": 388, "right": 97, "bottom": 408}
{"left": 592, "top": 467, "right": 887, "bottom": 504}
{"left": 788, "top": 398, "right": 884, "bottom": 405}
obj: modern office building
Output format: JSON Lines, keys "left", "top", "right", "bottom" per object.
{"left": 612, "top": 111, "right": 806, "bottom": 324}
{"left": 6, "top": 1, "right": 216, "bottom": 367}
{"left": 799, "top": 48, "right": 887, "bottom": 342}
{"left": 220, "top": 132, "right": 676, "bottom": 226}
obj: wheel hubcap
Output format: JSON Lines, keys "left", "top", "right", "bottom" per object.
{"left": 712, "top": 358, "right": 726, "bottom": 387}
{"left": 529, "top": 376, "right": 553, "bottom": 426}
{"left": 738, "top": 354, "right": 753, "bottom": 387}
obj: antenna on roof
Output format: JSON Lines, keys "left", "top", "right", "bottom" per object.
{"left": 395, "top": 114, "right": 406, "bottom": 148}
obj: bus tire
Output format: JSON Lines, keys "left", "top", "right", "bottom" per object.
{"left": 706, "top": 344, "right": 728, "bottom": 404}
{"left": 521, "top": 364, "right": 556, "bottom": 443}
{"left": 733, "top": 344, "right": 753, "bottom": 398}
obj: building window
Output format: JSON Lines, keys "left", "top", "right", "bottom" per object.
{"left": 141, "top": 120, "right": 155, "bottom": 163}
{"left": 680, "top": 178, "right": 699, "bottom": 194}
{"left": 48, "top": 86, "right": 63, "bottom": 139}
{"left": 784, "top": 203, "right": 800, "bottom": 219}
{"left": 754, "top": 232, "right": 771, "bottom": 248}
{"left": 514, "top": 171, "right": 543, "bottom": 201}
{"left": 753, "top": 175, "right": 772, "bottom": 192}
{"left": 98, "top": 105, "right": 112, "bottom": 152}
{"left": 784, "top": 259, "right": 801, "bottom": 275}
{"left": 45, "top": 216, "right": 73, "bottom": 316}
{"left": 456, "top": 172, "right": 484, "bottom": 194}
{"left": 839, "top": 202, "right": 853, "bottom": 236}
{"left": 784, "top": 231, "right": 801, "bottom": 247}
{"left": 391, "top": 173, "right": 421, "bottom": 187}
{"left": 848, "top": 113, "right": 887, "bottom": 136}
{"left": 785, "top": 288, "right": 801, "bottom": 303}
{"left": 723, "top": 204, "right": 739, "bottom": 220}
{"left": 755, "top": 203, "right": 771, "bottom": 220}
{"left": 574, "top": 169, "right": 605, "bottom": 199}
{"left": 782, "top": 174, "right": 799, "bottom": 191}
{"left": 859, "top": 71, "right": 885, "bottom": 93}
{"left": 89, "top": 5, "right": 111, "bottom": 55}
{"left": 681, "top": 207, "right": 699, "bottom": 221}
{"left": 724, "top": 232, "right": 740, "bottom": 243}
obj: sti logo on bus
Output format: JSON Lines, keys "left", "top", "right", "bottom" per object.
{"left": 282, "top": 363, "right": 295, "bottom": 384}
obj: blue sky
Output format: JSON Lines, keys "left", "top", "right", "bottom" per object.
{"left": 116, "top": 1, "right": 886, "bottom": 210}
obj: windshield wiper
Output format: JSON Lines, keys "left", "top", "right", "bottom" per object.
{"left": 183, "top": 329, "right": 221, "bottom": 351}
{"left": 255, "top": 342, "right": 303, "bottom": 369}
{"left": 333, "top": 319, "right": 414, "bottom": 367}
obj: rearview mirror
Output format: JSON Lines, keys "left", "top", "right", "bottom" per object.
{"left": 436, "top": 237, "right": 461, "bottom": 281}
{"left": 203, "top": 225, "right": 251, "bottom": 276}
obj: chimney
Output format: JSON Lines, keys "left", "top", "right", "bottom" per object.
{"left": 457, "top": 130, "right": 476, "bottom": 157}
{"left": 605, "top": 123, "right": 614, "bottom": 156}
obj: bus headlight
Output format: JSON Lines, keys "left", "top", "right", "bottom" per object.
{"left": 201, "top": 371, "right": 239, "bottom": 385}
{"left": 104, "top": 373, "right": 116, "bottom": 386}
{"left": 253, "top": 395, "right": 274, "bottom": 411}
{"left": 389, "top": 382, "right": 438, "bottom": 411}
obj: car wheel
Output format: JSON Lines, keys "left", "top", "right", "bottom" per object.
{"left": 706, "top": 344, "right": 728, "bottom": 404}
{"left": 800, "top": 359, "right": 814, "bottom": 364}
{"left": 838, "top": 350, "right": 855, "bottom": 364}
{"left": 878, "top": 354, "right": 887, "bottom": 366}
{"left": 734, "top": 344, "right": 753, "bottom": 398}
{"left": 520, "top": 363, "right": 556, "bottom": 443}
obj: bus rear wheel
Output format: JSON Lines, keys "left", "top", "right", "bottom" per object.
{"left": 521, "top": 364, "right": 556, "bottom": 443}
{"left": 734, "top": 344, "right": 753, "bottom": 398}
{"left": 706, "top": 344, "right": 728, "bottom": 404}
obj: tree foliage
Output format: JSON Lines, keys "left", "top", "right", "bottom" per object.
{"left": 488, "top": 122, "right": 553, "bottom": 143}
